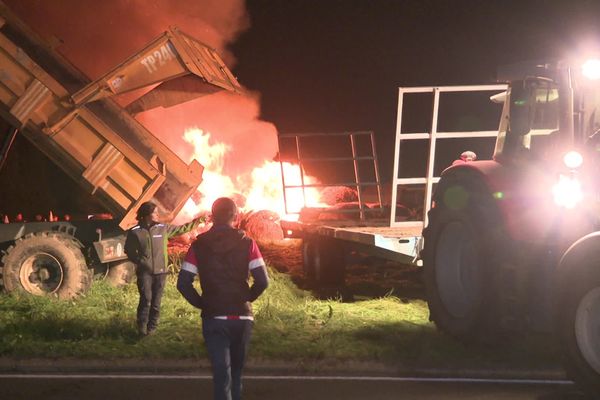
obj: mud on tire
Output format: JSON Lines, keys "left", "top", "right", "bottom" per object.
{"left": 0, "top": 232, "right": 90, "bottom": 299}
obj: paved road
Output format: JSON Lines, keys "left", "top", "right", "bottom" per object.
{"left": 0, "top": 374, "right": 592, "bottom": 400}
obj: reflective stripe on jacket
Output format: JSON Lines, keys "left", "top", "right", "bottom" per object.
{"left": 187, "top": 226, "right": 257, "bottom": 317}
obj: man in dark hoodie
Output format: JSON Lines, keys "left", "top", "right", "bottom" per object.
{"left": 177, "top": 197, "right": 269, "bottom": 400}
{"left": 125, "top": 201, "right": 203, "bottom": 336}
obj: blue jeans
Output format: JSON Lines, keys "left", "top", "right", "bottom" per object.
{"left": 202, "top": 318, "right": 253, "bottom": 400}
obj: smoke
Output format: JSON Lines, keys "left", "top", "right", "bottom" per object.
{"left": 4, "top": 0, "right": 249, "bottom": 73}
{"left": 137, "top": 91, "right": 278, "bottom": 177}
{"left": 5, "top": 0, "right": 279, "bottom": 199}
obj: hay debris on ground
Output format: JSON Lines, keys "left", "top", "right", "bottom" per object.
{"left": 256, "top": 239, "right": 303, "bottom": 274}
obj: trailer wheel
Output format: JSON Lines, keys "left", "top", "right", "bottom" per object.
{"left": 105, "top": 260, "right": 135, "bottom": 287}
{"left": 559, "top": 273, "right": 600, "bottom": 395}
{"left": 0, "top": 232, "right": 90, "bottom": 299}
{"left": 302, "top": 240, "right": 317, "bottom": 280}
{"left": 313, "top": 238, "right": 345, "bottom": 286}
{"left": 422, "top": 173, "right": 500, "bottom": 338}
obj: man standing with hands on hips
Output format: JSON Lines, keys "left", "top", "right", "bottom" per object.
{"left": 177, "top": 197, "right": 269, "bottom": 400}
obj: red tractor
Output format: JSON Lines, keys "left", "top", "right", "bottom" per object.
{"left": 423, "top": 59, "right": 600, "bottom": 393}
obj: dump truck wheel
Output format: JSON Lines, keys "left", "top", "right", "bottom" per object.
{"left": 0, "top": 232, "right": 90, "bottom": 299}
{"left": 422, "top": 173, "right": 500, "bottom": 338}
{"left": 559, "top": 272, "right": 600, "bottom": 396}
{"left": 105, "top": 260, "right": 135, "bottom": 287}
{"left": 313, "top": 238, "right": 345, "bottom": 286}
{"left": 302, "top": 240, "right": 317, "bottom": 280}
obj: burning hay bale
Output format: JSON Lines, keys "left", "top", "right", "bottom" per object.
{"left": 168, "top": 209, "right": 285, "bottom": 254}
{"left": 239, "top": 209, "right": 284, "bottom": 242}
{"left": 320, "top": 186, "right": 359, "bottom": 205}
{"left": 299, "top": 202, "right": 386, "bottom": 221}
{"left": 317, "top": 202, "right": 371, "bottom": 220}
{"left": 297, "top": 186, "right": 388, "bottom": 221}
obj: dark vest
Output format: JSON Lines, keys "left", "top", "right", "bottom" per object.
{"left": 192, "top": 226, "right": 253, "bottom": 318}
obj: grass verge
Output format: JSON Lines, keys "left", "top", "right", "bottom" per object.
{"left": 0, "top": 267, "right": 561, "bottom": 371}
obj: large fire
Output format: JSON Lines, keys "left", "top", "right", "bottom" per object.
{"left": 3, "top": 0, "right": 324, "bottom": 228}
{"left": 178, "top": 127, "right": 322, "bottom": 221}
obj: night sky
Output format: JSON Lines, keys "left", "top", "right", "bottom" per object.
{"left": 231, "top": 0, "right": 600, "bottom": 178}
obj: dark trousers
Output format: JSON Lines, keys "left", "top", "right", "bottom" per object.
{"left": 202, "top": 318, "right": 253, "bottom": 400}
{"left": 136, "top": 271, "right": 167, "bottom": 331}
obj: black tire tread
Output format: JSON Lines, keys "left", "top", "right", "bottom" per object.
{"left": 0, "top": 231, "right": 90, "bottom": 299}
{"left": 422, "top": 171, "right": 503, "bottom": 339}
{"left": 558, "top": 269, "right": 600, "bottom": 396}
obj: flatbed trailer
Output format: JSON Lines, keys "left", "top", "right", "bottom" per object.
{"left": 283, "top": 219, "right": 422, "bottom": 263}
{"left": 280, "top": 85, "right": 507, "bottom": 284}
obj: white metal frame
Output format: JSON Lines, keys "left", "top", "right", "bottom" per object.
{"left": 278, "top": 131, "right": 382, "bottom": 220}
{"left": 390, "top": 84, "right": 508, "bottom": 228}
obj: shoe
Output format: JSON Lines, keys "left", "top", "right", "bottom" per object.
{"left": 137, "top": 324, "right": 148, "bottom": 337}
{"left": 147, "top": 327, "right": 156, "bottom": 336}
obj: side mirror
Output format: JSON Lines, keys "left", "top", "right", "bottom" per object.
{"left": 509, "top": 82, "right": 533, "bottom": 136}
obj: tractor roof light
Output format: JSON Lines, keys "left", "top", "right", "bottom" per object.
{"left": 564, "top": 150, "right": 583, "bottom": 169}
{"left": 582, "top": 59, "right": 600, "bottom": 80}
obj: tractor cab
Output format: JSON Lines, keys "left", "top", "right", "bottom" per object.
{"left": 494, "top": 60, "right": 600, "bottom": 169}
{"left": 490, "top": 59, "right": 600, "bottom": 215}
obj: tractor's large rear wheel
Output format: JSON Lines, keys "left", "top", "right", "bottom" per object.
{"left": 0, "top": 232, "right": 90, "bottom": 299}
{"left": 422, "top": 174, "right": 500, "bottom": 338}
{"left": 559, "top": 272, "right": 600, "bottom": 396}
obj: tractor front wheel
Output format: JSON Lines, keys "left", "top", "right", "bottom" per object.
{"left": 422, "top": 173, "right": 501, "bottom": 339}
{"left": 559, "top": 273, "right": 600, "bottom": 396}
{"left": 423, "top": 212, "right": 489, "bottom": 338}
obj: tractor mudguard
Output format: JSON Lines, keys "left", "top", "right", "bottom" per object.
{"left": 558, "top": 232, "right": 600, "bottom": 274}
{"left": 441, "top": 160, "right": 511, "bottom": 202}
{"left": 441, "top": 160, "right": 578, "bottom": 243}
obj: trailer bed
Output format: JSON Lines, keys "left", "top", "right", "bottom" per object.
{"left": 281, "top": 219, "right": 423, "bottom": 264}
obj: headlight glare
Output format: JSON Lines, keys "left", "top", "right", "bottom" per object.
{"left": 552, "top": 175, "right": 583, "bottom": 209}
{"left": 563, "top": 150, "right": 583, "bottom": 169}
{"left": 582, "top": 59, "right": 600, "bottom": 80}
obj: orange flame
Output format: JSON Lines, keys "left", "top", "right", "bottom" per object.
{"left": 179, "top": 128, "right": 322, "bottom": 221}
{"left": 182, "top": 128, "right": 235, "bottom": 211}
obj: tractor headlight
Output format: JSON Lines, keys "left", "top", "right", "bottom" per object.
{"left": 582, "top": 59, "right": 600, "bottom": 80}
{"left": 563, "top": 150, "right": 583, "bottom": 169}
{"left": 552, "top": 175, "right": 583, "bottom": 209}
